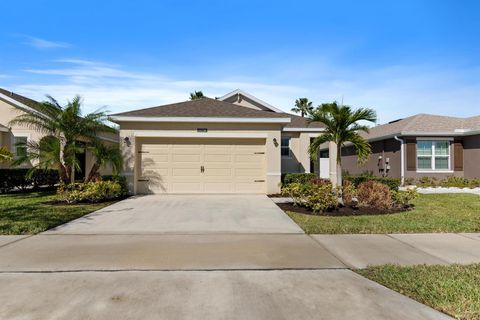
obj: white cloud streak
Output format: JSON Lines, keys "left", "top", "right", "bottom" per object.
{"left": 10, "top": 59, "right": 480, "bottom": 123}
{"left": 22, "top": 36, "right": 71, "bottom": 49}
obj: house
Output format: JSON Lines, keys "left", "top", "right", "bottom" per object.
{"left": 110, "top": 89, "right": 324, "bottom": 194}
{"left": 0, "top": 88, "right": 119, "bottom": 179}
{"left": 332, "top": 113, "right": 480, "bottom": 183}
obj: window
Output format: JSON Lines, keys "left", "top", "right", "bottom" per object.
{"left": 281, "top": 137, "right": 291, "bottom": 157}
{"left": 417, "top": 140, "right": 450, "bottom": 171}
{"left": 13, "top": 136, "right": 28, "bottom": 158}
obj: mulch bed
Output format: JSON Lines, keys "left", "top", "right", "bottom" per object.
{"left": 276, "top": 202, "right": 410, "bottom": 216}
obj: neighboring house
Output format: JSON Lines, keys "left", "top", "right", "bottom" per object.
{"left": 0, "top": 88, "right": 119, "bottom": 179}
{"left": 110, "top": 89, "right": 324, "bottom": 194}
{"left": 331, "top": 113, "right": 480, "bottom": 183}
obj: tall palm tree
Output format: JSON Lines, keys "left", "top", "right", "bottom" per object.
{"left": 9, "top": 95, "right": 115, "bottom": 183}
{"left": 308, "top": 102, "right": 377, "bottom": 187}
{"left": 85, "top": 141, "right": 122, "bottom": 182}
{"left": 189, "top": 91, "right": 205, "bottom": 100}
{"left": 292, "top": 98, "right": 314, "bottom": 117}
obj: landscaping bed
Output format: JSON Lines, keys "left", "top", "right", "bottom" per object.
{"left": 357, "top": 264, "right": 480, "bottom": 320}
{"left": 0, "top": 191, "right": 116, "bottom": 235}
{"left": 286, "top": 193, "right": 480, "bottom": 234}
{"left": 277, "top": 202, "right": 408, "bottom": 216}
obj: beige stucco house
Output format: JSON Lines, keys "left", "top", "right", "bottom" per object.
{"left": 110, "top": 89, "right": 324, "bottom": 195}
{"left": 0, "top": 88, "right": 119, "bottom": 179}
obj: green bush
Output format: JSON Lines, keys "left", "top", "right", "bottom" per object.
{"left": 414, "top": 176, "right": 480, "bottom": 188}
{"left": 101, "top": 175, "right": 128, "bottom": 195}
{"left": 344, "top": 173, "right": 400, "bottom": 191}
{"left": 57, "top": 180, "right": 124, "bottom": 203}
{"left": 392, "top": 188, "right": 419, "bottom": 208}
{"left": 357, "top": 181, "right": 393, "bottom": 210}
{"left": 283, "top": 173, "right": 317, "bottom": 185}
{"left": 281, "top": 181, "right": 338, "bottom": 213}
{"left": 0, "top": 169, "right": 58, "bottom": 193}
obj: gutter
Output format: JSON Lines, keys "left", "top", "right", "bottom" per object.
{"left": 109, "top": 116, "right": 291, "bottom": 124}
{"left": 393, "top": 136, "right": 405, "bottom": 186}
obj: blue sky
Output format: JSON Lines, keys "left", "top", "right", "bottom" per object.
{"left": 0, "top": 0, "right": 479, "bottom": 123}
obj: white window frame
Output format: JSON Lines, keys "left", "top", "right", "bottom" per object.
{"left": 280, "top": 136, "right": 291, "bottom": 158}
{"left": 11, "top": 133, "right": 30, "bottom": 159}
{"left": 416, "top": 139, "right": 452, "bottom": 173}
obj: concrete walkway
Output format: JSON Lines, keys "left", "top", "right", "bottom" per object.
{"left": 312, "top": 233, "right": 480, "bottom": 268}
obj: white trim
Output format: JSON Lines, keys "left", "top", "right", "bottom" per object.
{"left": 266, "top": 172, "right": 282, "bottom": 176}
{"left": 110, "top": 116, "right": 290, "bottom": 124}
{"left": 97, "top": 135, "right": 120, "bottom": 143}
{"left": 0, "top": 92, "right": 43, "bottom": 115}
{"left": 217, "top": 89, "right": 284, "bottom": 113}
{"left": 416, "top": 137, "right": 454, "bottom": 141}
{"left": 283, "top": 127, "right": 325, "bottom": 132}
{"left": 0, "top": 126, "right": 9, "bottom": 132}
{"left": 134, "top": 131, "right": 268, "bottom": 139}
{"left": 308, "top": 133, "right": 323, "bottom": 138}
{"left": 416, "top": 170, "right": 454, "bottom": 173}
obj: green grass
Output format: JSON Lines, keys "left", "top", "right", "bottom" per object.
{"left": 287, "top": 193, "right": 480, "bottom": 234}
{"left": 0, "top": 191, "right": 115, "bottom": 235}
{"left": 357, "top": 264, "right": 480, "bottom": 320}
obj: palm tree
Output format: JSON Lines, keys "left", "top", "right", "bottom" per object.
{"left": 85, "top": 141, "right": 122, "bottom": 182}
{"left": 9, "top": 95, "right": 115, "bottom": 183}
{"left": 308, "top": 101, "right": 377, "bottom": 187}
{"left": 189, "top": 91, "right": 205, "bottom": 100}
{"left": 0, "top": 146, "right": 12, "bottom": 162}
{"left": 292, "top": 98, "right": 314, "bottom": 117}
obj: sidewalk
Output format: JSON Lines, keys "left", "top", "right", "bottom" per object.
{"left": 312, "top": 233, "right": 480, "bottom": 269}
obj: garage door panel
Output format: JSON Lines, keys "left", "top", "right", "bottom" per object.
{"left": 138, "top": 138, "right": 265, "bottom": 194}
{"left": 173, "top": 154, "right": 201, "bottom": 162}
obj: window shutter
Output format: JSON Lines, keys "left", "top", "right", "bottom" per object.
{"left": 454, "top": 140, "right": 463, "bottom": 171}
{"left": 406, "top": 139, "right": 416, "bottom": 171}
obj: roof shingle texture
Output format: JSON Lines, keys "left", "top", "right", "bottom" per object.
{"left": 364, "top": 113, "right": 480, "bottom": 140}
{"left": 111, "top": 98, "right": 291, "bottom": 118}
{"left": 0, "top": 88, "right": 42, "bottom": 111}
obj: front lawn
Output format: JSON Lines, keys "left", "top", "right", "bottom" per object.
{"left": 0, "top": 191, "right": 115, "bottom": 235}
{"left": 357, "top": 264, "right": 480, "bottom": 320}
{"left": 286, "top": 193, "right": 480, "bottom": 234}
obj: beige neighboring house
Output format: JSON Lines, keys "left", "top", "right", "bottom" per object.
{"left": 110, "top": 89, "right": 325, "bottom": 195}
{"left": 0, "top": 88, "right": 119, "bottom": 179}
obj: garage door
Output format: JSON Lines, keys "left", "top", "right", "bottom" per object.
{"left": 137, "top": 138, "right": 266, "bottom": 194}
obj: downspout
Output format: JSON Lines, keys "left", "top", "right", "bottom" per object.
{"left": 393, "top": 136, "right": 404, "bottom": 186}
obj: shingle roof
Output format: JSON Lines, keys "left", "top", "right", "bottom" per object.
{"left": 285, "top": 114, "right": 325, "bottom": 129}
{"left": 0, "top": 123, "right": 9, "bottom": 132}
{"left": 0, "top": 88, "right": 42, "bottom": 111}
{"left": 111, "top": 97, "right": 291, "bottom": 118}
{"left": 364, "top": 113, "right": 480, "bottom": 140}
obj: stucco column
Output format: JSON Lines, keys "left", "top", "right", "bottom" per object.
{"left": 328, "top": 141, "right": 338, "bottom": 184}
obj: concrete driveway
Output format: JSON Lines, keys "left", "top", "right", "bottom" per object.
{"left": 45, "top": 194, "right": 303, "bottom": 234}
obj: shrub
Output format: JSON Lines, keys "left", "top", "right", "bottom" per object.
{"left": 102, "top": 175, "right": 128, "bottom": 195}
{"left": 357, "top": 181, "right": 393, "bottom": 209}
{"left": 438, "top": 176, "right": 470, "bottom": 188}
{"left": 283, "top": 173, "right": 316, "bottom": 185}
{"left": 342, "top": 180, "right": 358, "bottom": 207}
{"left": 0, "top": 169, "right": 58, "bottom": 193}
{"left": 57, "top": 180, "right": 124, "bottom": 203}
{"left": 416, "top": 176, "right": 438, "bottom": 187}
{"left": 392, "top": 188, "right": 419, "bottom": 208}
{"left": 344, "top": 173, "right": 400, "bottom": 191}
{"left": 404, "top": 177, "right": 415, "bottom": 186}
{"left": 282, "top": 181, "right": 338, "bottom": 213}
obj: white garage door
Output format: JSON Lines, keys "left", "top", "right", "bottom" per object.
{"left": 137, "top": 138, "right": 266, "bottom": 194}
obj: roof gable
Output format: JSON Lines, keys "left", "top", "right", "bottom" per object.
{"left": 0, "top": 88, "right": 43, "bottom": 114}
{"left": 217, "top": 89, "right": 284, "bottom": 113}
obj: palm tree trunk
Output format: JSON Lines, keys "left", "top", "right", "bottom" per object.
{"left": 328, "top": 141, "right": 338, "bottom": 186}
{"left": 336, "top": 144, "right": 342, "bottom": 187}
{"left": 85, "top": 163, "right": 100, "bottom": 182}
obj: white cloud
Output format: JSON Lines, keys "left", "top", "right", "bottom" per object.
{"left": 10, "top": 58, "right": 480, "bottom": 122}
{"left": 22, "top": 36, "right": 71, "bottom": 49}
